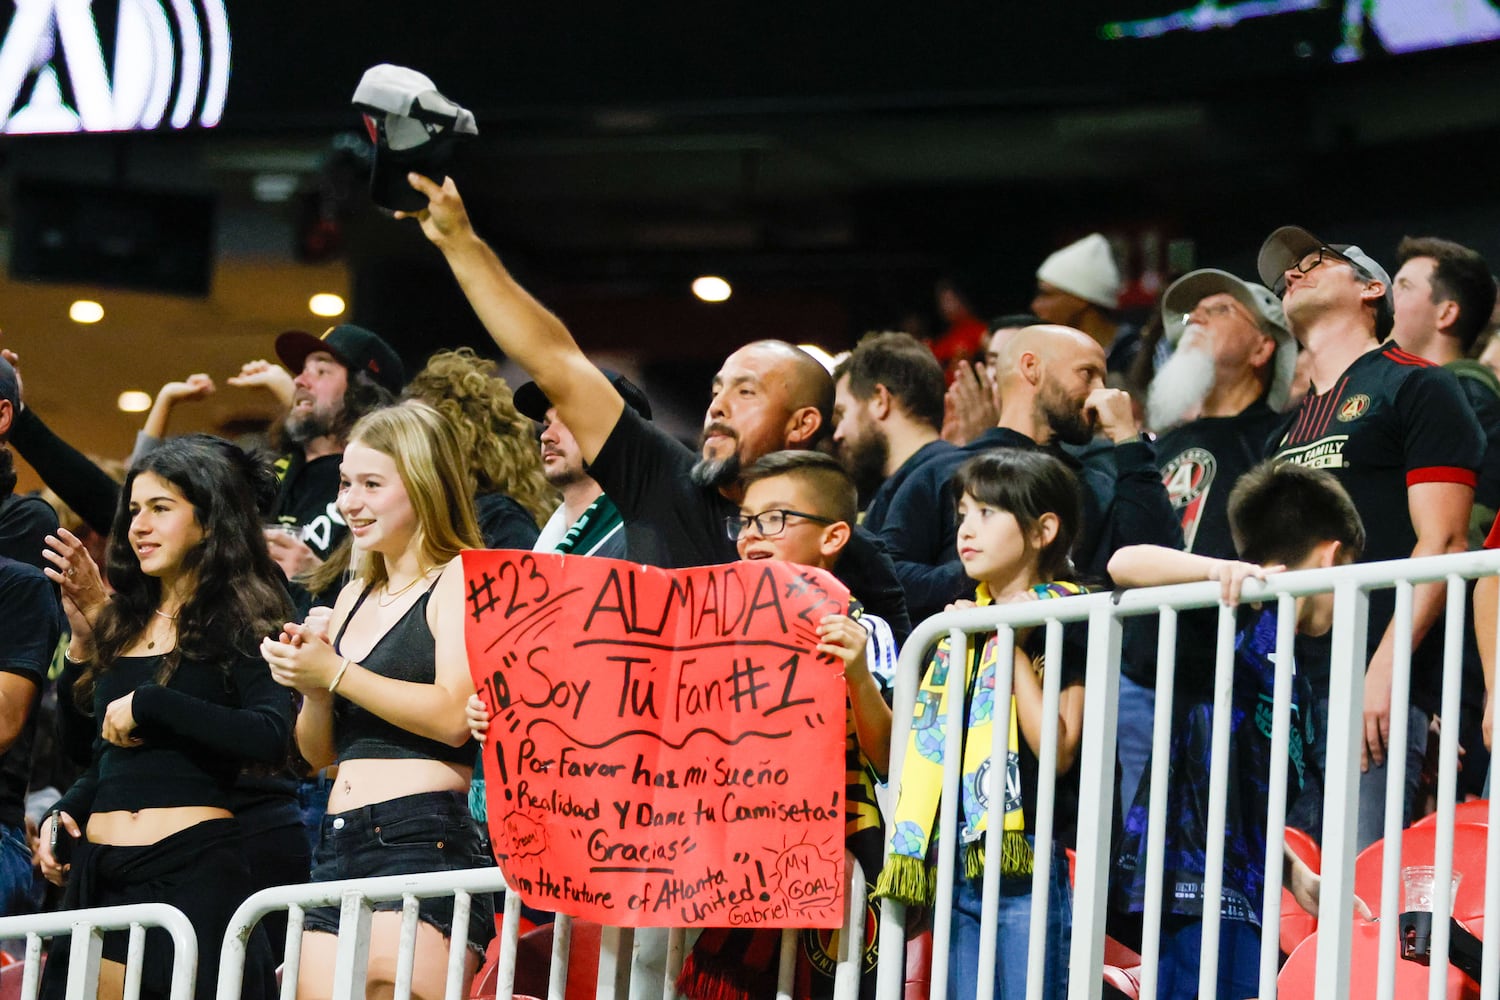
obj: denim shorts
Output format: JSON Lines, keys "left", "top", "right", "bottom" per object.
{"left": 303, "top": 790, "right": 495, "bottom": 953}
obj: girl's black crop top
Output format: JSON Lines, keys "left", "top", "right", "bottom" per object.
{"left": 54, "top": 649, "right": 293, "bottom": 824}
{"left": 331, "top": 581, "right": 476, "bottom": 767}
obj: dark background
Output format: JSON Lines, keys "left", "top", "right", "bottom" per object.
{"left": 5, "top": 1, "right": 1500, "bottom": 374}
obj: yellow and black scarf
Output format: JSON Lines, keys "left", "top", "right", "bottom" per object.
{"left": 874, "top": 581, "right": 1086, "bottom": 906}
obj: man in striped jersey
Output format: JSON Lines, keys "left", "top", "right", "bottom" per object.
{"left": 514, "top": 369, "right": 652, "bottom": 560}
{"left": 1260, "top": 226, "right": 1483, "bottom": 848}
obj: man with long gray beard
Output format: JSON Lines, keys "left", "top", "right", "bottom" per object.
{"left": 1115, "top": 269, "right": 1297, "bottom": 810}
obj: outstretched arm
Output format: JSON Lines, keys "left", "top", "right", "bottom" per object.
{"left": 1107, "top": 545, "right": 1283, "bottom": 606}
{"left": 401, "top": 174, "right": 622, "bottom": 464}
{"left": 134, "top": 373, "right": 215, "bottom": 462}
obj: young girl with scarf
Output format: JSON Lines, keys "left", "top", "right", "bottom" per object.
{"left": 875, "top": 450, "right": 1088, "bottom": 1000}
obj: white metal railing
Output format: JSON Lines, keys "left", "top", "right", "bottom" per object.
{"left": 872, "top": 548, "right": 1500, "bottom": 1000}
{"left": 217, "top": 865, "right": 507, "bottom": 1000}
{"left": 0, "top": 902, "right": 197, "bottom": 1000}
{"left": 217, "top": 858, "right": 867, "bottom": 1000}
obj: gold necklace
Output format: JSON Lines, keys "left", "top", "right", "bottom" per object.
{"left": 376, "top": 568, "right": 434, "bottom": 608}
{"left": 147, "top": 608, "right": 179, "bottom": 650}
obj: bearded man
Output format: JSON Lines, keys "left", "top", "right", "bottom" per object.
{"left": 1115, "top": 270, "right": 1297, "bottom": 808}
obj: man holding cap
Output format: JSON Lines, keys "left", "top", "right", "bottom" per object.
{"left": 514, "top": 370, "right": 651, "bottom": 560}
{"left": 266, "top": 324, "right": 403, "bottom": 578}
{"left": 1260, "top": 226, "right": 1482, "bottom": 849}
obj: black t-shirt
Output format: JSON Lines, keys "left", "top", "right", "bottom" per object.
{"left": 587, "top": 409, "right": 735, "bottom": 568}
{"left": 475, "top": 492, "right": 542, "bottom": 551}
{"left": 1269, "top": 342, "right": 1484, "bottom": 711}
{"left": 587, "top": 407, "right": 912, "bottom": 641}
{"left": 1123, "top": 403, "right": 1285, "bottom": 690}
{"left": 0, "top": 557, "right": 62, "bottom": 828}
{"left": 271, "top": 452, "right": 346, "bottom": 561}
{"left": 0, "top": 491, "right": 60, "bottom": 572}
{"left": 1159, "top": 401, "right": 1286, "bottom": 558}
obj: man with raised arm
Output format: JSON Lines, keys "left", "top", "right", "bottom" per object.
{"left": 402, "top": 174, "right": 910, "bottom": 638}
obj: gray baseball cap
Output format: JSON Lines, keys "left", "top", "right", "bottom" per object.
{"left": 1256, "top": 225, "right": 1393, "bottom": 294}
{"left": 1162, "top": 268, "right": 1298, "bottom": 412}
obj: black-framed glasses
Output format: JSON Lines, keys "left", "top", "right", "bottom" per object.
{"left": 1273, "top": 246, "right": 1346, "bottom": 296}
{"left": 725, "top": 509, "right": 837, "bottom": 540}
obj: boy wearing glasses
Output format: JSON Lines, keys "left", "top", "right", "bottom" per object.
{"left": 1258, "top": 226, "right": 1483, "bottom": 849}
{"left": 729, "top": 450, "right": 898, "bottom": 755}
{"left": 679, "top": 449, "right": 894, "bottom": 1000}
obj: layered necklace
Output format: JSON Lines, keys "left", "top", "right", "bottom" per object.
{"left": 376, "top": 566, "right": 437, "bottom": 608}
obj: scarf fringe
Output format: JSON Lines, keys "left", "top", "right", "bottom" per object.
{"left": 872, "top": 854, "right": 936, "bottom": 906}
{"left": 963, "top": 833, "right": 1034, "bottom": 880}
{"left": 875, "top": 832, "right": 1036, "bottom": 907}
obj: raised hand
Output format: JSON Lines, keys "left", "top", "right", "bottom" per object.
{"left": 227, "top": 360, "right": 295, "bottom": 408}
{"left": 397, "top": 173, "right": 476, "bottom": 248}
{"left": 42, "top": 529, "right": 109, "bottom": 651}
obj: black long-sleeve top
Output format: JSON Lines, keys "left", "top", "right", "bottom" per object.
{"left": 55, "top": 649, "right": 293, "bottom": 825}
{"left": 7, "top": 407, "right": 121, "bottom": 535}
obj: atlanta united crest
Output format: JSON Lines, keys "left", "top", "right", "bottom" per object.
{"left": 1337, "top": 394, "right": 1371, "bottom": 422}
{"left": 1161, "top": 447, "right": 1216, "bottom": 552}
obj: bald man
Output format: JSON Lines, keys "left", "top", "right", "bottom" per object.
{"left": 406, "top": 175, "right": 910, "bottom": 638}
{"left": 876, "top": 325, "right": 1181, "bottom": 619}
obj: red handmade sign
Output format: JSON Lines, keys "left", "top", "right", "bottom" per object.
{"left": 463, "top": 551, "right": 850, "bottom": 928}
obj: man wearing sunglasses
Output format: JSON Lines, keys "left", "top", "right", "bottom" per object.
{"left": 1258, "top": 226, "right": 1483, "bottom": 850}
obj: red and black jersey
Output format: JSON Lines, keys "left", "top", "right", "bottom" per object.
{"left": 1270, "top": 342, "right": 1482, "bottom": 564}
{"left": 1270, "top": 342, "right": 1483, "bottom": 712}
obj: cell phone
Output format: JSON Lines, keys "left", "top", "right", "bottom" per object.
{"left": 50, "top": 815, "right": 76, "bottom": 866}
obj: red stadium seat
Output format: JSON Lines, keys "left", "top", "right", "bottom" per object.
{"left": 1281, "top": 826, "right": 1322, "bottom": 955}
{"left": 1413, "top": 800, "right": 1492, "bottom": 830}
{"left": 0, "top": 958, "right": 25, "bottom": 1000}
{"left": 905, "top": 929, "right": 932, "bottom": 1000}
{"left": 469, "top": 921, "right": 600, "bottom": 1000}
{"left": 1278, "top": 919, "right": 1479, "bottom": 999}
{"left": 1353, "top": 822, "right": 1488, "bottom": 920}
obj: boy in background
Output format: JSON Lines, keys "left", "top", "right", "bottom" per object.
{"left": 1108, "top": 461, "right": 1365, "bottom": 1000}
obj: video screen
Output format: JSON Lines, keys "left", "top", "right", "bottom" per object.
{"left": 1099, "top": 0, "right": 1500, "bottom": 63}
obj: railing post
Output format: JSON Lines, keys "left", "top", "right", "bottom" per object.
{"left": 1196, "top": 604, "right": 1241, "bottom": 1000}
{"left": 1067, "top": 602, "right": 1121, "bottom": 1000}
{"left": 331, "top": 891, "right": 372, "bottom": 1000}
{"left": 1314, "top": 581, "right": 1368, "bottom": 1000}
{"left": 63, "top": 923, "right": 103, "bottom": 1000}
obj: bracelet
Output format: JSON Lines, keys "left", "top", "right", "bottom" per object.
{"left": 328, "top": 656, "right": 352, "bottom": 693}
